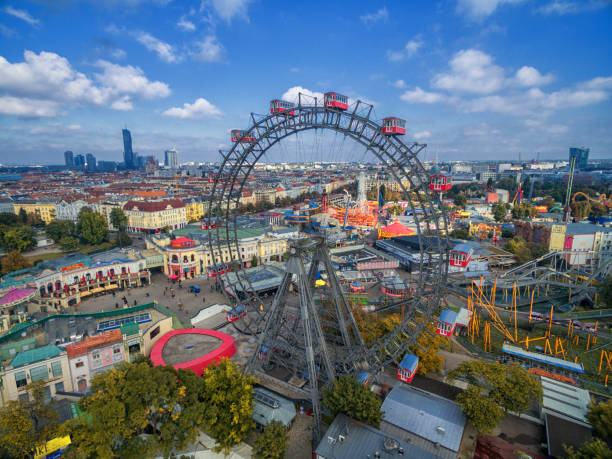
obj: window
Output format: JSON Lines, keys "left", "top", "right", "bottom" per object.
{"left": 76, "top": 361, "right": 84, "bottom": 368}
{"left": 55, "top": 382, "right": 64, "bottom": 393}
{"left": 15, "top": 370, "right": 27, "bottom": 388}
{"left": 30, "top": 365, "right": 48, "bottom": 382}
{"left": 92, "top": 351, "right": 101, "bottom": 368}
{"left": 113, "top": 345, "right": 123, "bottom": 362}
{"left": 51, "top": 361, "right": 62, "bottom": 378}
{"left": 149, "top": 326, "right": 160, "bottom": 340}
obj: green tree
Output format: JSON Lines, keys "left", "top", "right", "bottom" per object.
{"left": 501, "top": 229, "right": 514, "bottom": 239}
{"left": 455, "top": 386, "right": 504, "bottom": 434}
{"left": 63, "top": 361, "right": 206, "bottom": 459}
{"left": 0, "top": 212, "right": 18, "bottom": 226}
{"left": 599, "top": 275, "right": 612, "bottom": 306}
{"left": 449, "top": 361, "right": 542, "bottom": 433}
{"left": 116, "top": 231, "right": 132, "bottom": 247}
{"left": 486, "top": 177, "right": 494, "bottom": 189}
{"left": 59, "top": 236, "right": 79, "bottom": 252}
{"left": 0, "top": 381, "right": 60, "bottom": 459}
{"left": 450, "top": 228, "right": 469, "bottom": 240}
{"left": 586, "top": 399, "right": 612, "bottom": 439}
{"left": 492, "top": 201, "right": 507, "bottom": 222}
{"left": 110, "top": 207, "right": 128, "bottom": 230}
{"left": 511, "top": 202, "right": 537, "bottom": 219}
{"left": 563, "top": 438, "right": 612, "bottom": 459}
{"left": 76, "top": 209, "right": 108, "bottom": 245}
{"left": 18, "top": 207, "right": 27, "bottom": 223}
{"left": 0, "top": 225, "right": 35, "bottom": 251}
{"left": 322, "top": 375, "right": 383, "bottom": 428}
{"left": 1, "top": 250, "right": 32, "bottom": 274}
{"left": 253, "top": 420, "right": 288, "bottom": 459}
{"left": 505, "top": 236, "right": 533, "bottom": 264}
{"left": 540, "top": 196, "right": 556, "bottom": 210}
{"left": 251, "top": 255, "right": 259, "bottom": 267}
{"left": 454, "top": 193, "right": 467, "bottom": 208}
{"left": 46, "top": 220, "right": 75, "bottom": 242}
{"left": 589, "top": 202, "right": 608, "bottom": 218}
{"left": 570, "top": 200, "right": 591, "bottom": 221}
{"left": 410, "top": 320, "right": 444, "bottom": 375}
{"left": 200, "top": 359, "right": 256, "bottom": 454}
{"left": 388, "top": 204, "right": 404, "bottom": 216}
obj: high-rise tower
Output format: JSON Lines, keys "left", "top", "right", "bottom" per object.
{"left": 569, "top": 147, "right": 589, "bottom": 170}
{"left": 164, "top": 148, "right": 179, "bottom": 169}
{"left": 123, "top": 128, "right": 134, "bottom": 169}
{"left": 64, "top": 151, "right": 74, "bottom": 168}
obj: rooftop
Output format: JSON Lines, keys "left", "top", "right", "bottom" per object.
{"left": 380, "top": 384, "right": 466, "bottom": 453}
{"left": 66, "top": 329, "right": 123, "bottom": 359}
{"left": 251, "top": 387, "right": 297, "bottom": 428}
{"left": 540, "top": 376, "right": 592, "bottom": 426}
{"left": 9, "top": 344, "right": 62, "bottom": 368}
{"left": 315, "top": 413, "right": 436, "bottom": 459}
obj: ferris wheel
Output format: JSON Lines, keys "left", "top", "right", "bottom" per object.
{"left": 207, "top": 91, "right": 449, "bottom": 440}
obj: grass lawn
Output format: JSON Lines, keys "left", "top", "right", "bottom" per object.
{"left": 24, "top": 251, "right": 66, "bottom": 264}
{"left": 462, "top": 316, "right": 611, "bottom": 381}
{"left": 24, "top": 241, "right": 118, "bottom": 265}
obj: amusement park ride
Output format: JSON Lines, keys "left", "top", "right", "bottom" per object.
{"left": 210, "top": 90, "right": 450, "bottom": 442}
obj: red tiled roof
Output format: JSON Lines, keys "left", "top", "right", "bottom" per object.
{"left": 124, "top": 199, "right": 185, "bottom": 212}
{"left": 66, "top": 329, "right": 123, "bottom": 359}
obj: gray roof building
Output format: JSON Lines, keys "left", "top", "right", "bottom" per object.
{"left": 315, "top": 413, "right": 436, "bottom": 459}
{"left": 380, "top": 384, "right": 466, "bottom": 459}
{"left": 251, "top": 386, "right": 296, "bottom": 428}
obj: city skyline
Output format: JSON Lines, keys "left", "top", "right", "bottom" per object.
{"left": 0, "top": 1, "right": 611, "bottom": 165}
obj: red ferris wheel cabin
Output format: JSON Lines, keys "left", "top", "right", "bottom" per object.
{"left": 429, "top": 174, "right": 452, "bottom": 192}
{"left": 270, "top": 99, "right": 295, "bottom": 115}
{"left": 231, "top": 129, "right": 255, "bottom": 143}
{"left": 324, "top": 92, "right": 348, "bottom": 110}
{"left": 382, "top": 117, "right": 406, "bottom": 135}
{"left": 449, "top": 243, "right": 474, "bottom": 268}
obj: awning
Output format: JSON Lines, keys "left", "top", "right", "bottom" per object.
{"left": 105, "top": 284, "right": 119, "bottom": 290}
{"left": 80, "top": 291, "right": 92, "bottom": 297}
{"left": 169, "top": 274, "right": 179, "bottom": 279}
{"left": 90, "top": 287, "right": 105, "bottom": 293}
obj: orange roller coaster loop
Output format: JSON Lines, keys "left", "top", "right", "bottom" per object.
{"left": 571, "top": 191, "right": 611, "bottom": 207}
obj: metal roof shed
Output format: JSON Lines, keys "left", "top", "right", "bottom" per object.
{"left": 380, "top": 384, "right": 466, "bottom": 459}
{"left": 251, "top": 387, "right": 297, "bottom": 429}
{"left": 315, "top": 413, "right": 436, "bottom": 459}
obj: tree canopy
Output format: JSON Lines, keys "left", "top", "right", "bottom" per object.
{"left": 253, "top": 420, "right": 288, "bottom": 459}
{"left": 511, "top": 202, "right": 537, "bottom": 219}
{"left": 453, "top": 193, "right": 467, "bottom": 208}
{"left": 586, "top": 399, "right": 612, "bottom": 439}
{"left": 599, "top": 275, "right": 612, "bottom": 306}
{"left": 1, "top": 250, "right": 32, "bottom": 274}
{"left": 46, "top": 220, "right": 76, "bottom": 243}
{"left": 62, "top": 361, "right": 208, "bottom": 459}
{"left": 76, "top": 209, "right": 108, "bottom": 245}
{"left": 491, "top": 201, "right": 507, "bottom": 222}
{"left": 322, "top": 375, "right": 383, "bottom": 428}
{"left": 110, "top": 208, "right": 128, "bottom": 230}
{"left": 410, "top": 320, "right": 444, "bottom": 375}
{"left": 563, "top": 438, "right": 612, "bottom": 459}
{"left": 570, "top": 200, "right": 591, "bottom": 221}
{"left": 0, "top": 381, "right": 60, "bottom": 459}
{"left": 449, "top": 361, "right": 542, "bottom": 433}
{"left": 0, "top": 225, "right": 35, "bottom": 252}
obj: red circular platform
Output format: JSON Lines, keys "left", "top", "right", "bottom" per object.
{"left": 150, "top": 328, "right": 236, "bottom": 376}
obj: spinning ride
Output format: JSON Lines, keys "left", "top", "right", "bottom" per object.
{"left": 207, "top": 92, "right": 449, "bottom": 441}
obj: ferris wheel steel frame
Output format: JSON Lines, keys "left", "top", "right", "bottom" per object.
{"left": 207, "top": 95, "right": 450, "bottom": 440}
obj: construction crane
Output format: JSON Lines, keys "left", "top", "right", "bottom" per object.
{"left": 564, "top": 156, "right": 576, "bottom": 223}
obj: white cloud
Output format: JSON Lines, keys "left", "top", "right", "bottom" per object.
{"left": 413, "top": 131, "right": 432, "bottom": 140}
{"left": 433, "top": 49, "right": 505, "bottom": 94}
{"left": 3, "top": 6, "right": 39, "bottom": 26}
{"left": 210, "top": 0, "right": 251, "bottom": 22}
{"left": 0, "top": 50, "right": 170, "bottom": 117}
{"left": 134, "top": 31, "right": 179, "bottom": 63}
{"left": 456, "top": 0, "right": 525, "bottom": 18}
{"left": 192, "top": 35, "right": 223, "bottom": 62}
{"left": 386, "top": 37, "right": 423, "bottom": 62}
{"left": 178, "top": 17, "right": 196, "bottom": 31}
{"left": 111, "top": 48, "right": 126, "bottom": 59}
{"left": 0, "top": 96, "right": 59, "bottom": 117}
{"left": 514, "top": 66, "right": 554, "bottom": 86}
{"left": 392, "top": 79, "right": 407, "bottom": 89}
{"left": 360, "top": 7, "right": 389, "bottom": 25}
{"left": 281, "top": 86, "right": 325, "bottom": 104}
{"left": 162, "top": 97, "right": 221, "bottom": 119}
{"left": 579, "top": 76, "right": 612, "bottom": 90}
{"left": 536, "top": 1, "right": 610, "bottom": 15}
{"left": 400, "top": 87, "right": 445, "bottom": 103}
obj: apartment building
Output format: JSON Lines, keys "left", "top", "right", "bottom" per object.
{"left": 124, "top": 199, "right": 187, "bottom": 233}
{"left": 13, "top": 200, "right": 57, "bottom": 224}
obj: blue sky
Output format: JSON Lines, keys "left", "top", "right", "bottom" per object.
{"left": 0, "top": 0, "right": 611, "bottom": 164}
